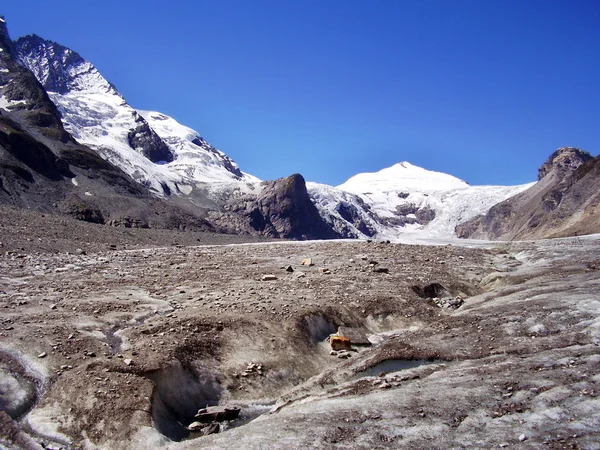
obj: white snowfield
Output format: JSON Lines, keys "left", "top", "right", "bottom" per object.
{"left": 0, "top": 95, "right": 27, "bottom": 110}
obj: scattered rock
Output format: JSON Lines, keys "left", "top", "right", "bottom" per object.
{"left": 124, "top": 358, "right": 133, "bottom": 366}
{"left": 37, "top": 352, "right": 47, "bottom": 358}
{"left": 261, "top": 274, "right": 277, "bottom": 281}
{"left": 433, "top": 296, "right": 464, "bottom": 309}
{"left": 187, "top": 421, "right": 205, "bottom": 431}
{"left": 241, "top": 362, "right": 264, "bottom": 376}
{"left": 338, "top": 327, "right": 371, "bottom": 345}
{"left": 301, "top": 258, "right": 314, "bottom": 266}
{"left": 337, "top": 351, "right": 352, "bottom": 359}
{"left": 372, "top": 267, "right": 389, "bottom": 274}
{"left": 518, "top": 434, "right": 528, "bottom": 442}
{"left": 285, "top": 265, "right": 294, "bottom": 273}
{"left": 319, "top": 267, "right": 331, "bottom": 274}
{"left": 201, "top": 422, "right": 220, "bottom": 436}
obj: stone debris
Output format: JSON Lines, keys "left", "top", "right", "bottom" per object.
{"left": 300, "top": 258, "right": 314, "bottom": 266}
{"left": 201, "top": 422, "right": 220, "bottom": 436}
{"left": 338, "top": 327, "right": 371, "bottom": 345}
{"left": 187, "top": 421, "right": 221, "bottom": 436}
{"left": 240, "top": 362, "right": 264, "bottom": 377}
{"left": 319, "top": 267, "right": 331, "bottom": 274}
{"left": 187, "top": 421, "right": 205, "bottom": 431}
{"left": 37, "top": 352, "right": 47, "bottom": 358}
{"left": 285, "top": 265, "right": 294, "bottom": 273}
{"left": 433, "top": 296, "right": 464, "bottom": 309}
{"left": 261, "top": 274, "right": 277, "bottom": 281}
{"left": 372, "top": 267, "right": 389, "bottom": 274}
{"left": 123, "top": 358, "right": 133, "bottom": 366}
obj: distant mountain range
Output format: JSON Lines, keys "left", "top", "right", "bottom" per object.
{"left": 1, "top": 17, "right": 597, "bottom": 240}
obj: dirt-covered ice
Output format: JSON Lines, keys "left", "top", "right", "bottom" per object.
{"left": 1, "top": 218, "right": 599, "bottom": 449}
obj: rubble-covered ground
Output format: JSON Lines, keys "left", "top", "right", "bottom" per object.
{"left": 1, "top": 208, "right": 599, "bottom": 449}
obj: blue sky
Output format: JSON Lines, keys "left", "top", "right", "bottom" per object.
{"left": 3, "top": 0, "right": 599, "bottom": 186}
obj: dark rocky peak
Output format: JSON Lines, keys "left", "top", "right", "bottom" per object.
{"left": 537, "top": 147, "right": 592, "bottom": 181}
{"left": 0, "top": 19, "right": 72, "bottom": 141}
{"left": 254, "top": 174, "right": 341, "bottom": 239}
{"left": 0, "top": 16, "right": 12, "bottom": 54}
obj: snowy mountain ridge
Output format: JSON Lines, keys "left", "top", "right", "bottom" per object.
{"left": 14, "top": 35, "right": 257, "bottom": 197}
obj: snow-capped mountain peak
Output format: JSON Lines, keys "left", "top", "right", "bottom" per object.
{"left": 307, "top": 161, "right": 533, "bottom": 240}
{"left": 338, "top": 161, "right": 469, "bottom": 194}
{"left": 15, "top": 35, "right": 118, "bottom": 96}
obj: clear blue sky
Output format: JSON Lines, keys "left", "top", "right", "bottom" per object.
{"left": 3, "top": 0, "right": 599, "bottom": 186}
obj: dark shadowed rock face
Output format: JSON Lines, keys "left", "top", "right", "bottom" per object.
{"left": 0, "top": 24, "right": 72, "bottom": 143}
{"left": 128, "top": 112, "right": 174, "bottom": 163}
{"left": 537, "top": 147, "right": 593, "bottom": 181}
{"left": 335, "top": 202, "right": 376, "bottom": 237}
{"left": 255, "top": 174, "right": 341, "bottom": 239}
{"left": 456, "top": 148, "right": 600, "bottom": 240}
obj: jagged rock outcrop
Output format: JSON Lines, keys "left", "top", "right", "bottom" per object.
{"left": 127, "top": 112, "right": 174, "bottom": 163}
{"left": 537, "top": 147, "right": 592, "bottom": 181}
{"left": 456, "top": 147, "right": 599, "bottom": 240}
{"left": 253, "top": 174, "right": 340, "bottom": 239}
{"left": 209, "top": 174, "right": 341, "bottom": 239}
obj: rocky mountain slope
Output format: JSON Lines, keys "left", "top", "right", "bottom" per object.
{"left": 0, "top": 18, "right": 216, "bottom": 232}
{"left": 456, "top": 147, "right": 600, "bottom": 240}
{"left": 1, "top": 18, "right": 340, "bottom": 239}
